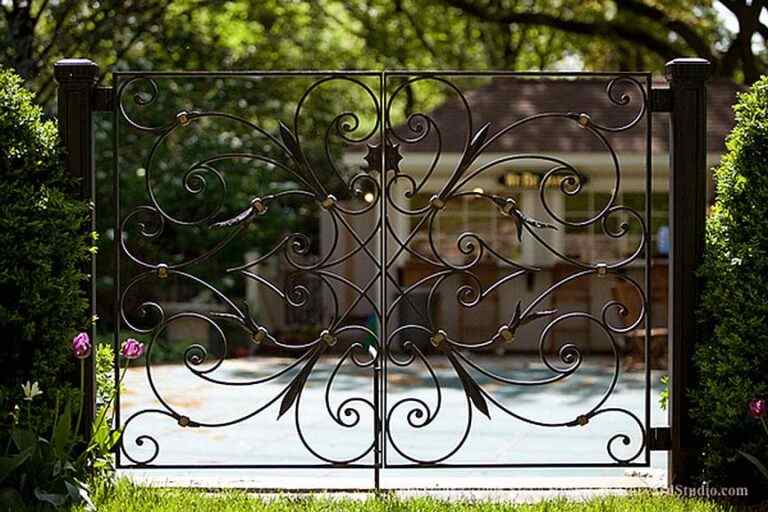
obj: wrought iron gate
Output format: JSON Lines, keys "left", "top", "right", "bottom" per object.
{"left": 53, "top": 61, "right": 709, "bottom": 488}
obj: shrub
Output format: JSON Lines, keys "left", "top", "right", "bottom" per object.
{"left": 691, "top": 76, "right": 768, "bottom": 492}
{"left": 0, "top": 68, "right": 90, "bottom": 417}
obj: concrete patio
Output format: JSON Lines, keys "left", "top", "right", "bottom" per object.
{"left": 118, "top": 354, "right": 667, "bottom": 490}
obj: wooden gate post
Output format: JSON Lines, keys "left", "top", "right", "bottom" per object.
{"left": 665, "top": 57, "right": 711, "bottom": 487}
{"left": 54, "top": 59, "right": 100, "bottom": 441}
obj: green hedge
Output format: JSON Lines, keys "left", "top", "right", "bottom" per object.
{"left": 691, "top": 76, "right": 768, "bottom": 491}
{"left": 0, "top": 68, "right": 89, "bottom": 417}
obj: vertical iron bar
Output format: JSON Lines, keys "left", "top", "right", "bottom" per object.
{"left": 54, "top": 59, "right": 100, "bottom": 442}
{"left": 374, "top": 71, "right": 386, "bottom": 491}
{"left": 644, "top": 73, "right": 652, "bottom": 466}
{"left": 381, "top": 72, "right": 388, "bottom": 478}
{"left": 112, "top": 74, "right": 122, "bottom": 467}
{"left": 665, "top": 58, "right": 711, "bottom": 488}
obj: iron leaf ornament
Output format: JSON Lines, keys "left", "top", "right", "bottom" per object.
{"left": 447, "top": 352, "right": 491, "bottom": 419}
{"left": 210, "top": 196, "right": 271, "bottom": 229}
{"left": 492, "top": 196, "right": 557, "bottom": 241}
{"left": 278, "top": 347, "right": 323, "bottom": 419}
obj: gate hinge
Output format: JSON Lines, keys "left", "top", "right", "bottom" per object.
{"left": 94, "top": 86, "right": 114, "bottom": 112}
{"left": 650, "top": 88, "right": 672, "bottom": 113}
{"left": 649, "top": 426, "right": 671, "bottom": 451}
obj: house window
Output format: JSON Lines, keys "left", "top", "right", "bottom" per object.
{"left": 564, "top": 191, "right": 668, "bottom": 260}
{"left": 408, "top": 193, "right": 523, "bottom": 264}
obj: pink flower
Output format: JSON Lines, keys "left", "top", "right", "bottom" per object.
{"left": 749, "top": 398, "right": 767, "bottom": 418}
{"left": 71, "top": 332, "right": 91, "bottom": 359}
{"left": 121, "top": 338, "right": 145, "bottom": 360}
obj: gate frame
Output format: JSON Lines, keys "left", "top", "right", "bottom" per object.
{"left": 54, "top": 57, "right": 710, "bottom": 488}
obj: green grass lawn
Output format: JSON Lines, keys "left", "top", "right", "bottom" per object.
{"left": 64, "top": 480, "right": 752, "bottom": 512}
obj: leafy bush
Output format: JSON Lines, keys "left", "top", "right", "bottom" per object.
{"left": 691, "top": 76, "right": 768, "bottom": 491}
{"left": 0, "top": 69, "right": 104, "bottom": 509}
{"left": 0, "top": 383, "right": 95, "bottom": 510}
{"left": 94, "top": 343, "right": 115, "bottom": 405}
{"left": 0, "top": 68, "right": 89, "bottom": 409}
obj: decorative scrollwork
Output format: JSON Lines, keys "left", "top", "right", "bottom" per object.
{"left": 382, "top": 73, "right": 650, "bottom": 466}
{"left": 115, "top": 71, "right": 651, "bottom": 470}
{"left": 117, "top": 73, "right": 383, "bottom": 467}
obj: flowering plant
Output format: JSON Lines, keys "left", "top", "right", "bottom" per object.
{"left": 121, "top": 338, "right": 145, "bottom": 360}
{"left": 20, "top": 380, "right": 43, "bottom": 401}
{"left": 738, "top": 398, "right": 768, "bottom": 483}
{"left": 0, "top": 331, "right": 144, "bottom": 510}
{"left": 72, "top": 332, "right": 92, "bottom": 359}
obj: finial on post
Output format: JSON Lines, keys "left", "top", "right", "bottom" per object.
{"left": 665, "top": 58, "right": 711, "bottom": 84}
{"left": 54, "top": 59, "right": 99, "bottom": 84}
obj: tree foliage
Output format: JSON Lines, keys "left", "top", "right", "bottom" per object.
{"left": 2, "top": 0, "right": 766, "bottom": 109}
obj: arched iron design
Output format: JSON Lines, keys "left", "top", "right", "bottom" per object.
{"left": 382, "top": 73, "right": 650, "bottom": 467}
{"left": 114, "top": 71, "right": 652, "bottom": 471}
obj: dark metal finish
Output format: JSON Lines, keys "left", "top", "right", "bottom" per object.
{"left": 94, "top": 86, "right": 114, "bottom": 112}
{"left": 103, "top": 68, "right": 706, "bottom": 486}
{"left": 649, "top": 427, "right": 672, "bottom": 451}
{"left": 382, "top": 72, "right": 651, "bottom": 468}
{"left": 665, "top": 58, "right": 711, "bottom": 488}
{"left": 54, "top": 58, "right": 100, "bottom": 441}
{"left": 650, "top": 87, "right": 672, "bottom": 113}
{"left": 114, "top": 72, "right": 384, "bottom": 473}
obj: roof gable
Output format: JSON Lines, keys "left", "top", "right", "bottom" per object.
{"left": 388, "top": 76, "right": 742, "bottom": 155}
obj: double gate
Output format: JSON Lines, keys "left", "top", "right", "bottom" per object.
{"left": 55, "top": 60, "right": 711, "bottom": 488}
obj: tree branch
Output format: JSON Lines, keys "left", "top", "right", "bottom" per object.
{"left": 34, "top": 1, "right": 76, "bottom": 64}
{"left": 615, "top": 0, "right": 715, "bottom": 61}
{"left": 395, "top": 0, "right": 439, "bottom": 60}
{"left": 32, "top": 0, "right": 50, "bottom": 27}
{"left": 441, "top": 0, "right": 683, "bottom": 62}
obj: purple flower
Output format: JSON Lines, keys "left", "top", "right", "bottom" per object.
{"left": 71, "top": 332, "right": 91, "bottom": 359}
{"left": 121, "top": 338, "right": 145, "bottom": 360}
{"left": 749, "top": 398, "right": 767, "bottom": 418}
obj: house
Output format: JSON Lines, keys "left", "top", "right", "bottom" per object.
{"left": 248, "top": 75, "right": 742, "bottom": 356}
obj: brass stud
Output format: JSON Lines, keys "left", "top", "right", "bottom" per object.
{"left": 157, "top": 263, "right": 169, "bottom": 279}
{"left": 251, "top": 197, "right": 267, "bottom": 215}
{"left": 577, "top": 113, "right": 591, "bottom": 128}
{"left": 596, "top": 263, "right": 608, "bottom": 277}
{"left": 321, "top": 195, "right": 337, "bottom": 210}
{"left": 176, "top": 110, "right": 191, "bottom": 126}
{"left": 430, "top": 329, "right": 447, "bottom": 348}
{"left": 320, "top": 329, "right": 337, "bottom": 347}
{"left": 501, "top": 198, "right": 517, "bottom": 216}
{"left": 497, "top": 325, "right": 515, "bottom": 343}
{"left": 178, "top": 415, "right": 191, "bottom": 427}
{"left": 429, "top": 195, "right": 445, "bottom": 210}
{"left": 576, "top": 414, "right": 589, "bottom": 426}
{"left": 251, "top": 326, "right": 268, "bottom": 345}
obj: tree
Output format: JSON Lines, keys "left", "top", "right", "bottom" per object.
{"left": 3, "top": 0, "right": 766, "bottom": 111}
{"left": 1, "top": 1, "right": 194, "bottom": 105}
{"left": 431, "top": 0, "right": 765, "bottom": 82}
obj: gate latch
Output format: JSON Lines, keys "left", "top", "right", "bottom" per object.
{"left": 649, "top": 426, "right": 671, "bottom": 451}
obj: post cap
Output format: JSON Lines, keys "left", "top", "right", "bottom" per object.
{"left": 54, "top": 59, "right": 99, "bottom": 83}
{"left": 665, "top": 58, "right": 711, "bottom": 83}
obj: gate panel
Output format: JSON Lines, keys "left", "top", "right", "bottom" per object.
{"left": 381, "top": 72, "right": 653, "bottom": 467}
{"left": 112, "top": 70, "right": 656, "bottom": 476}
{"left": 114, "top": 72, "right": 384, "bottom": 469}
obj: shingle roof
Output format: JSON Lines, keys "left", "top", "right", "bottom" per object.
{"left": 389, "top": 77, "right": 742, "bottom": 155}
